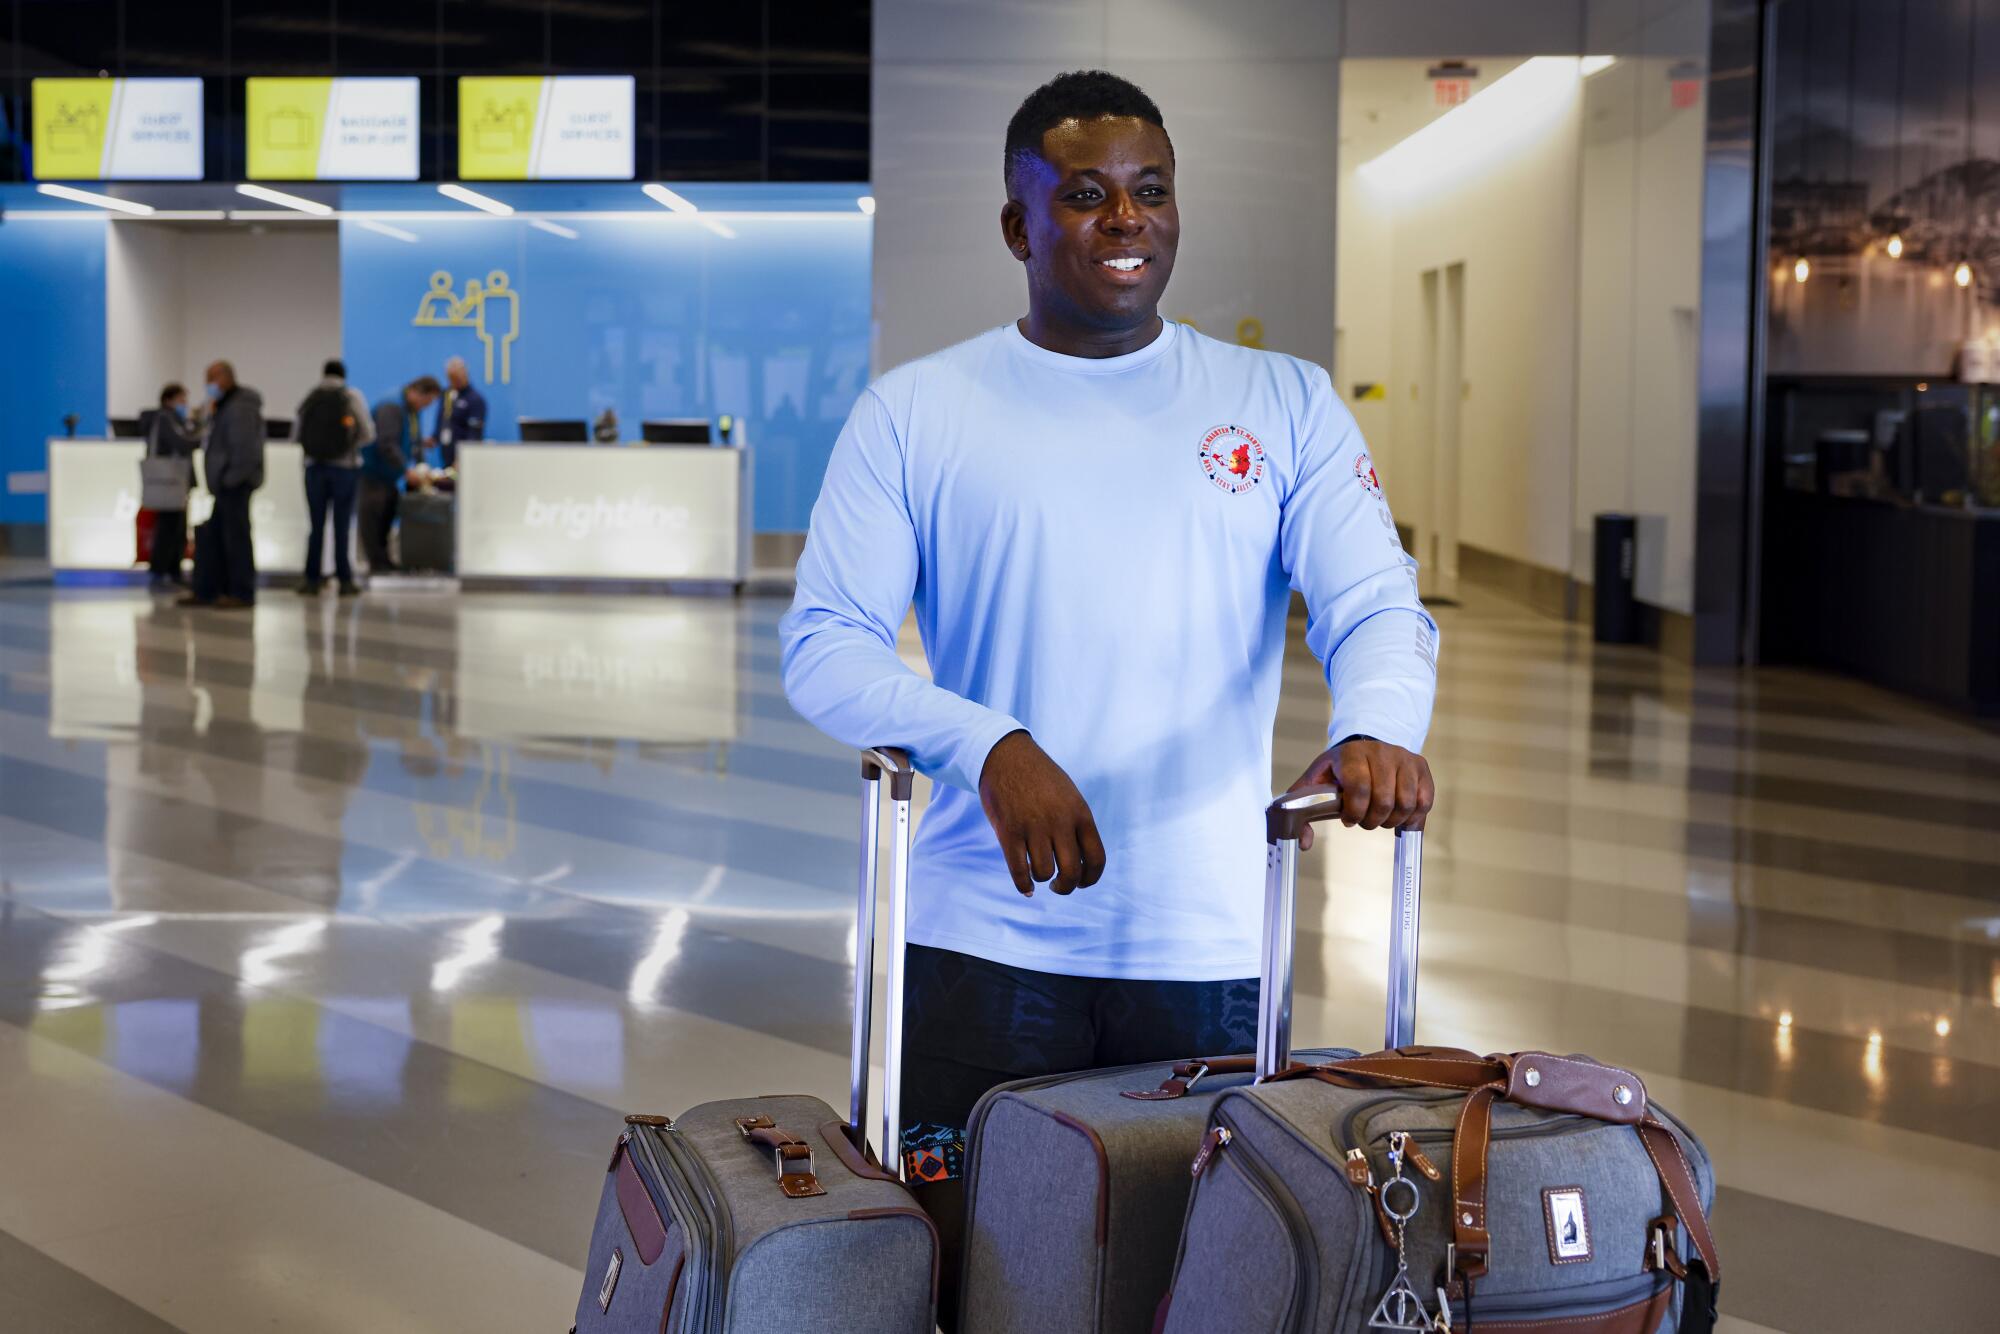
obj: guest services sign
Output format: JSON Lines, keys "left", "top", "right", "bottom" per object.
{"left": 458, "top": 76, "right": 635, "bottom": 180}
{"left": 32, "top": 78, "right": 203, "bottom": 180}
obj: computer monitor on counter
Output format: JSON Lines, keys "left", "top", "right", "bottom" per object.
{"left": 518, "top": 418, "right": 590, "bottom": 443}
{"left": 642, "top": 419, "right": 714, "bottom": 445}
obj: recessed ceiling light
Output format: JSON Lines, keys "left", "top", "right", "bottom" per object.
{"left": 34, "top": 182, "right": 154, "bottom": 215}
{"left": 235, "top": 182, "right": 332, "bottom": 215}
{"left": 642, "top": 183, "right": 697, "bottom": 214}
{"left": 437, "top": 183, "right": 513, "bottom": 215}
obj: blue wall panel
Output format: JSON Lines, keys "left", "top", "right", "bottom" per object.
{"left": 0, "top": 217, "right": 108, "bottom": 524}
{"left": 339, "top": 202, "right": 870, "bottom": 532}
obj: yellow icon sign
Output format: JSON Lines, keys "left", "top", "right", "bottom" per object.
{"left": 47, "top": 100, "right": 102, "bottom": 154}
{"left": 266, "top": 105, "right": 312, "bottom": 149}
{"left": 412, "top": 268, "right": 521, "bottom": 384}
{"left": 475, "top": 99, "right": 532, "bottom": 154}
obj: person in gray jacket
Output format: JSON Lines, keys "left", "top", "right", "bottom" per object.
{"left": 181, "top": 360, "right": 265, "bottom": 608}
{"left": 293, "top": 358, "right": 376, "bottom": 596}
{"left": 358, "top": 375, "right": 441, "bottom": 573}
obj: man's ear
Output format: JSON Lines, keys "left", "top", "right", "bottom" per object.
{"left": 1000, "top": 199, "right": 1029, "bottom": 261}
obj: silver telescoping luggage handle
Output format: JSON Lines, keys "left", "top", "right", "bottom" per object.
{"left": 855, "top": 748, "right": 915, "bottom": 1179}
{"left": 1256, "top": 786, "right": 1424, "bottom": 1080}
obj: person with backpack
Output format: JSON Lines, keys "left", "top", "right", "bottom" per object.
{"left": 293, "top": 358, "right": 376, "bottom": 596}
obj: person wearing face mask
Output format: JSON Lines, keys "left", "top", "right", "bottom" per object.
{"left": 139, "top": 383, "right": 200, "bottom": 592}
{"left": 180, "top": 360, "right": 266, "bottom": 608}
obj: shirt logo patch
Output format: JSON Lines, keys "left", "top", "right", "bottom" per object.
{"left": 1198, "top": 424, "right": 1267, "bottom": 494}
{"left": 1355, "top": 452, "right": 1383, "bottom": 499}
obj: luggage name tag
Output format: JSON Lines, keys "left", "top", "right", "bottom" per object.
{"left": 1367, "top": 1132, "right": 1451, "bottom": 1333}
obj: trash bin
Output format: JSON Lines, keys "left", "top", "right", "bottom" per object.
{"left": 1593, "top": 513, "right": 1640, "bottom": 644}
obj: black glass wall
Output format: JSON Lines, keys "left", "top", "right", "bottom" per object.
{"left": 0, "top": 0, "right": 870, "bottom": 181}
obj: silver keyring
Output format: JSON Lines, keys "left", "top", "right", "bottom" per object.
{"left": 1381, "top": 1175, "right": 1420, "bottom": 1223}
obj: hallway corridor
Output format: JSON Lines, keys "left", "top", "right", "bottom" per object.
{"left": 0, "top": 582, "right": 1992, "bottom": 1331}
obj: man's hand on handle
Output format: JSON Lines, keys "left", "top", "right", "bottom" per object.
{"left": 977, "top": 731, "right": 1107, "bottom": 897}
{"left": 1286, "top": 737, "right": 1434, "bottom": 847}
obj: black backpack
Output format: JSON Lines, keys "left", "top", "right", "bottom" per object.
{"left": 298, "top": 385, "right": 355, "bottom": 461}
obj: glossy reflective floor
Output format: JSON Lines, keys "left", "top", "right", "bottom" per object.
{"left": 0, "top": 579, "right": 1994, "bottom": 1332}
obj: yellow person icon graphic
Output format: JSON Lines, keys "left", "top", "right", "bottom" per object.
{"left": 411, "top": 269, "right": 521, "bottom": 384}
{"left": 413, "top": 270, "right": 465, "bottom": 326}
{"left": 476, "top": 270, "right": 519, "bottom": 384}
{"left": 48, "top": 100, "right": 102, "bottom": 153}
{"left": 475, "top": 99, "right": 531, "bottom": 154}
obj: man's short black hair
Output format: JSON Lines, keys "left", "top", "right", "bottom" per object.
{"left": 324, "top": 358, "right": 347, "bottom": 378}
{"left": 1004, "top": 70, "right": 1167, "bottom": 193}
{"left": 159, "top": 382, "right": 185, "bottom": 406}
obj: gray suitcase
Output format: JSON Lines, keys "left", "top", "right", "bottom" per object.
{"left": 572, "top": 749, "right": 939, "bottom": 1334}
{"left": 1157, "top": 791, "right": 1722, "bottom": 1334}
{"left": 954, "top": 801, "right": 1424, "bottom": 1334}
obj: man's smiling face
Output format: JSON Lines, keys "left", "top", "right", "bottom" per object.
{"left": 1004, "top": 115, "right": 1179, "bottom": 335}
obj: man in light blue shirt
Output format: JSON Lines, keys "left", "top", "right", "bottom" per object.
{"left": 781, "top": 71, "right": 1437, "bottom": 1308}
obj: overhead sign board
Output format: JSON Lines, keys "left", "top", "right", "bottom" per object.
{"left": 247, "top": 77, "right": 419, "bottom": 179}
{"left": 32, "top": 78, "right": 204, "bottom": 180}
{"left": 458, "top": 76, "right": 635, "bottom": 180}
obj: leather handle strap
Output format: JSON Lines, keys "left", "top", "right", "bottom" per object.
{"left": 1121, "top": 1055, "right": 1260, "bottom": 1101}
{"left": 1264, "top": 1046, "right": 1503, "bottom": 1093}
{"left": 1444, "top": 1082, "right": 1501, "bottom": 1292}
{"left": 733, "top": 1116, "right": 828, "bottom": 1198}
{"left": 1637, "top": 1117, "right": 1721, "bottom": 1281}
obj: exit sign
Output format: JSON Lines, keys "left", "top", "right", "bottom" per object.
{"left": 1668, "top": 60, "right": 1704, "bottom": 110}
{"left": 1428, "top": 62, "right": 1479, "bottom": 106}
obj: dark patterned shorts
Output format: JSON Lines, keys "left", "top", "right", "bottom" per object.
{"left": 897, "top": 943, "right": 1259, "bottom": 1182}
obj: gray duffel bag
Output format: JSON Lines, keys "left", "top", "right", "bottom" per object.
{"left": 571, "top": 750, "right": 939, "bottom": 1334}
{"left": 1157, "top": 795, "right": 1721, "bottom": 1334}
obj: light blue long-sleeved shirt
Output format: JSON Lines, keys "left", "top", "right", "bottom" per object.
{"left": 781, "top": 320, "right": 1438, "bottom": 980}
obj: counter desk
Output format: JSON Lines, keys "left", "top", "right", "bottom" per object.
{"left": 46, "top": 438, "right": 751, "bottom": 588}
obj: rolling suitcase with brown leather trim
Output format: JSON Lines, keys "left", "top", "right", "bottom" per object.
{"left": 570, "top": 749, "right": 939, "bottom": 1334}
{"left": 951, "top": 795, "right": 1422, "bottom": 1334}
{"left": 1155, "top": 791, "right": 1721, "bottom": 1334}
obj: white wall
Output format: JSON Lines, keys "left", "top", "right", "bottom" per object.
{"left": 1571, "top": 0, "right": 1710, "bottom": 615}
{"left": 104, "top": 224, "right": 342, "bottom": 423}
{"left": 105, "top": 223, "right": 186, "bottom": 419}
{"left": 1338, "top": 58, "right": 1584, "bottom": 586}
{"left": 182, "top": 228, "right": 342, "bottom": 421}
{"left": 872, "top": 0, "right": 1344, "bottom": 374}
{"left": 1337, "top": 2, "right": 1709, "bottom": 616}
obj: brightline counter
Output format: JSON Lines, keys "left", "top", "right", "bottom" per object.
{"left": 47, "top": 438, "right": 751, "bottom": 587}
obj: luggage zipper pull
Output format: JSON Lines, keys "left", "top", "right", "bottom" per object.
{"left": 1404, "top": 1138, "right": 1442, "bottom": 1181}
{"left": 1345, "top": 1147, "right": 1374, "bottom": 1190}
{"left": 1190, "top": 1125, "right": 1232, "bottom": 1178}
